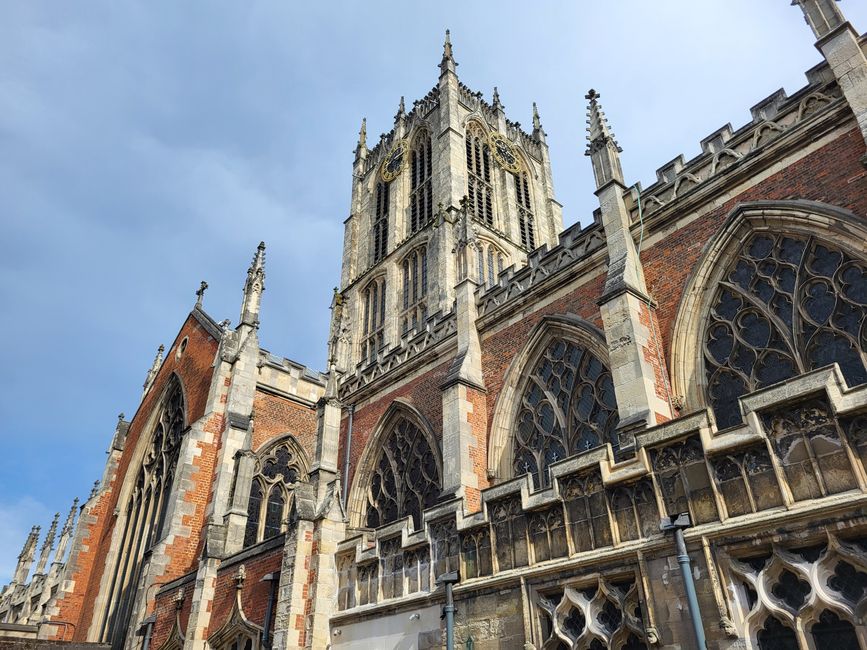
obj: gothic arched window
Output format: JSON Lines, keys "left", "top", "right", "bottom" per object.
{"left": 365, "top": 416, "right": 441, "bottom": 530}
{"left": 243, "top": 439, "right": 307, "bottom": 548}
{"left": 514, "top": 338, "right": 619, "bottom": 489}
{"left": 102, "top": 378, "right": 185, "bottom": 647}
{"left": 476, "top": 240, "right": 506, "bottom": 289}
{"left": 513, "top": 171, "right": 536, "bottom": 250}
{"left": 410, "top": 130, "right": 433, "bottom": 233}
{"left": 361, "top": 275, "right": 387, "bottom": 364}
{"left": 372, "top": 181, "right": 390, "bottom": 263}
{"left": 466, "top": 123, "right": 493, "bottom": 226}
{"left": 704, "top": 232, "right": 867, "bottom": 429}
{"left": 401, "top": 247, "right": 427, "bottom": 335}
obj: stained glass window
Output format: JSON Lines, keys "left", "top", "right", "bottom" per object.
{"left": 243, "top": 439, "right": 307, "bottom": 547}
{"left": 705, "top": 233, "right": 867, "bottom": 429}
{"left": 365, "top": 416, "right": 440, "bottom": 529}
{"left": 514, "top": 338, "right": 619, "bottom": 488}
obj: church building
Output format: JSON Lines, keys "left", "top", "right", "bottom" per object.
{"left": 3, "top": 1, "right": 867, "bottom": 648}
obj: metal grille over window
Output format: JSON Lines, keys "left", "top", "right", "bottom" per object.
{"left": 536, "top": 577, "right": 649, "bottom": 649}
{"left": 365, "top": 417, "right": 441, "bottom": 529}
{"left": 410, "top": 130, "right": 433, "bottom": 233}
{"left": 361, "top": 276, "right": 386, "bottom": 364}
{"left": 514, "top": 338, "right": 619, "bottom": 488}
{"left": 726, "top": 537, "right": 867, "bottom": 650}
{"left": 372, "top": 181, "right": 390, "bottom": 263}
{"left": 401, "top": 247, "right": 427, "bottom": 335}
{"left": 704, "top": 232, "right": 867, "bottom": 429}
{"left": 466, "top": 123, "right": 494, "bottom": 226}
{"left": 514, "top": 171, "right": 536, "bottom": 250}
{"left": 243, "top": 440, "right": 306, "bottom": 547}
{"left": 102, "top": 379, "right": 185, "bottom": 646}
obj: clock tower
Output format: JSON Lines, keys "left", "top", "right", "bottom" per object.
{"left": 330, "top": 31, "right": 563, "bottom": 373}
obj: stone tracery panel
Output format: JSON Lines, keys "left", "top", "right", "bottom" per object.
{"left": 704, "top": 232, "right": 867, "bottom": 429}
{"left": 514, "top": 338, "right": 619, "bottom": 489}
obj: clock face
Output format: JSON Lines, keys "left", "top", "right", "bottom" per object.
{"left": 489, "top": 132, "right": 521, "bottom": 173}
{"left": 380, "top": 139, "right": 409, "bottom": 182}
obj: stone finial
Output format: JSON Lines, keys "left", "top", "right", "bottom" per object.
{"left": 532, "top": 102, "right": 546, "bottom": 143}
{"left": 53, "top": 498, "right": 79, "bottom": 565}
{"left": 439, "top": 29, "right": 457, "bottom": 76}
{"left": 585, "top": 89, "right": 624, "bottom": 188}
{"left": 62, "top": 499, "right": 78, "bottom": 535}
{"left": 142, "top": 344, "right": 165, "bottom": 393}
{"left": 792, "top": 0, "right": 845, "bottom": 39}
{"left": 395, "top": 96, "right": 406, "bottom": 120}
{"left": 240, "top": 242, "right": 266, "bottom": 327}
{"left": 90, "top": 480, "right": 100, "bottom": 500}
{"left": 492, "top": 87, "right": 503, "bottom": 111}
{"left": 13, "top": 526, "right": 40, "bottom": 584}
{"left": 173, "top": 587, "right": 185, "bottom": 609}
{"left": 233, "top": 564, "right": 246, "bottom": 589}
{"left": 354, "top": 117, "right": 368, "bottom": 161}
{"left": 195, "top": 280, "right": 208, "bottom": 308}
{"left": 35, "top": 513, "right": 59, "bottom": 575}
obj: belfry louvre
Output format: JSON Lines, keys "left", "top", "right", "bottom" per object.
{"left": 3, "top": 3, "right": 867, "bottom": 649}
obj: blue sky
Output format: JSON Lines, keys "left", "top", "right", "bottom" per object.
{"left": 2, "top": 1, "right": 866, "bottom": 583}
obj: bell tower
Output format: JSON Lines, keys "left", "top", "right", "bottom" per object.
{"left": 332, "top": 31, "right": 563, "bottom": 372}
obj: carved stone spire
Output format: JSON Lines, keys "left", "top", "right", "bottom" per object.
{"left": 89, "top": 480, "right": 100, "bottom": 500}
{"left": 240, "top": 241, "right": 266, "bottom": 327}
{"left": 13, "top": 526, "right": 40, "bottom": 585}
{"left": 53, "top": 498, "right": 78, "bottom": 565}
{"left": 492, "top": 87, "right": 503, "bottom": 112}
{"left": 354, "top": 117, "right": 367, "bottom": 162}
{"left": 142, "top": 344, "right": 165, "bottom": 394}
{"left": 34, "top": 513, "right": 59, "bottom": 575}
{"left": 585, "top": 89, "right": 624, "bottom": 188}
{"left": 532, "top": 102, "right": 546, "bottom": 143}
{"left": 439, "top": 29, "right": 457, "bottom": 77}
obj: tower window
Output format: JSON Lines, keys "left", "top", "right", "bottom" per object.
{"left": 466, "top": 123, "right": 494, "bottom": 226}
{"left": 474, "top": 240, "right": 506, "bottom": 289}
{"left": 410, "top": 131, "right": 433, "bottom": 234}
{"left": 401, "top": 247, "right": 428, "bottom": 335}
{"left": 373, "top": 181, "right": 390, "bottom": 263}
{"left": 514, "top": 171, "right": 536, "bottom": 250}
{"left": 362, "top": 276, "right": 387, "bottom": 364}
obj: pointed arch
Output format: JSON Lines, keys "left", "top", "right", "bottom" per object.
{"left": 488, "top": 315, "right": 618, "bottom": 488}
{"left": 670, "top": 200, "right": 867, "bottom": 425}
{"left": 409, "top": 127, "right": 433, "bottom": 234}
{"left": 465, "top": 119, "right": 495, "bottom": 227}
{"left": 207, "top": 567, "right": 264, "bottom": 650}
{"left": 347, "top": 400, "right": 442, "bottom": 530}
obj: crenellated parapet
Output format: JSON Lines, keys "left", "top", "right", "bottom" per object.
{"left": 455, "top": 82, "right": 543, "bottom": 160}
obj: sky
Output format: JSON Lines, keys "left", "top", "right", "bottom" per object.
{"left": 2, "top": 0, "right": 866, "bottom": 584}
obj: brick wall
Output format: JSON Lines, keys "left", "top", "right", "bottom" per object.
{"left": 252, "top": 391, "right": 318, "bottom": 462}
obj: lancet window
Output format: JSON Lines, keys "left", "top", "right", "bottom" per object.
{"left": 409, "top": 130, "right": 433, "bottom": 233}
{"left": 243, "top": 438, "right": 307, "bottom": 548}
{"left": 475, "top": 240, "right": 506, "bottom": 289}
{"left": 704, "top": 232, "right": 867, "bottom": 429}
{"left": 514, "top": 171, "right": 536, "bottom": 250}
{"left": 364, "top": 416, "right": 441, "bottom": 530}
{"left": 725, "top": 537, "right": 867, "bottom": 650}
{"left": 514, "top": 337, "right": 619, "bottom": 489}
{"left": 372, "top": 181, "right": 390, "bottom": 263}
{"left": 401, "top": 247, "right": 428, "bottom": 334}
{"left": 361, "top": 275, "right": 387, "bottom": 364}
{"left": 466, "top": 123, "right": 494, "bottom": 226}
{"left": 102, "top": 378, "right": 185, "bottom": 647}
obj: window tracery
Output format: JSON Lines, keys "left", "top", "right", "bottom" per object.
{"left": 243, "top": 439, "right": 307, "bottom": 548}
{"left": 609, "top": 479, "right": 659, "bottom": 542}
{"left": 404, "top": 547, "right": 430, "bottom": 594}
{"left": 726, "top": 537, "right": 867, "bottom": 650}
{"left": 365, "top": 416, "right": 440, "bottom": 530}
{"left": 561, "top": 471, "right": 612, "bottom": 552}
{"left": 704, "top": 232, "right": 867, "bottom": 429}
{"left": 475, "top": 240, "right": 506, "bottom": 289}
{"left": 461, "top": 527, "right": 493, "bottom": 579}
{"left": 514, "top": 337, "right": 619, "bottom": 489}
{"left": 372, "top": 181, "right": 390, "bottom": 263}
{"left": 401, "top": 247, "right": 428, "bottom": 335}
{"left": 711, "top": 445, "right": 783, "bottom": 517}
{"left": 650, "top": 436, "right": 718, "bottom": 524}
{"left": 466, "top": 122, "right": 494, "bottom": 226}
{"left": 514, "top": 171, "right": 536, "bottom": 250}
{"left": 491, "top": 498, "right": 529, "bottom": 571}
{"left": 361, "top": 275, "right": 387, "bottom": 364}
{"left": 102, "top": 378, "right": 185, "bottom": 646}
{"left": 536, "top": 577, "right": 648, "bottom": 649}
{"left": 410, "top": 130, "right": 433, "bottom": 233}
{"left": 529, "top": 506, "right": 568, "bottom": 563}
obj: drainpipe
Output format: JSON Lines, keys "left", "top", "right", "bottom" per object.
{"left": 660, "top": 513, "right": 706, "bottom": 649}
{"left": 261, "top": 572, "right": 280, "bottom": 649}
{"left": 341, "top": 405, "right": 355, "bottom": 510}
{"left": 437, "top": 571, "right": 460, "bottom": 650}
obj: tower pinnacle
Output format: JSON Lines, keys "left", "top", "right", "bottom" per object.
{"left": 584, "top": 89, "right": 624, "bottom": 188}
{"left": 34, "top": 513, "right": 59, "bottom": 575}
{"left": 143, "top": 344, "right": 165, "bottom": 394}
{"left": 240, "top": 242, "right": 266, "bottom": 327}
{"left": 439, "top": 29, "right": 457, "bottom": 76}
{"left": 354, "top": 117, "right": 368, "bottom": 162}
{"left": 492, "top": 87, "right": 503, "bottom": 111}
{"left": 532, "top": 102, "right": 546, "bottom": 143}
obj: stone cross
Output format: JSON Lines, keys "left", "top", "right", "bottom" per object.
{"left": 195, "top": 281, "right": 208, "bottom": 307}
